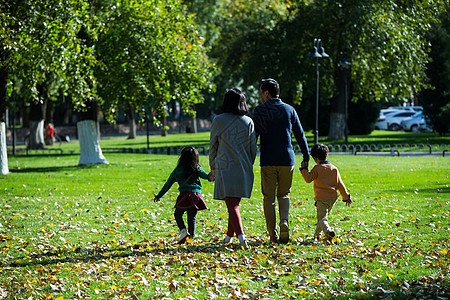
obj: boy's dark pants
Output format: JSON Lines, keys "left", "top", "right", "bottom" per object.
{"left": 174, "top": 207, "right": 198, "bottom": 237}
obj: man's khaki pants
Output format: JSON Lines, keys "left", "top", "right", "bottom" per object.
{"left": 261, "top": 165, "right": 294, "bottom": 241}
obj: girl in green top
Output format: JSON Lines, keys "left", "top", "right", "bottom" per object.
{"left": 154, "top": 146, "right": 213, "bottom": 244}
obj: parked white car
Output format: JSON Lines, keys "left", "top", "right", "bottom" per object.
{"left": 375, "top": 111, "right": 417, "bottom": 131}
{"left": 380, "top": 108, "right": 405, "bottom": 117}
{"left": 388, "top": 106, "right": 423, "bottom": 112}
{"left": 400, "top": 112, "right": 432, "bottom": 132}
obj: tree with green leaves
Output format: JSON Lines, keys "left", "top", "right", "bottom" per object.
{"left": 419, "top": 4, "right": 450, "bottom": 136}
{"left": 184, "top": 0, "right": 290, "bottom": 111}
{"left": 194, "top": 0, "right": 445, "bottom": 140}
{"left": 1, "top": 0, "right": 214, "bottom": 170}
{"left": 0, "top": 0, "right": 96, "bottom": 173}
{"left": 74, "top": 0, "right": 214, "bottom": 163}
{"left": 323, "top": 0, "right": 445, "bottom": 139}
{"left": 93, "top": 0, "right": 214, "bottom": 130}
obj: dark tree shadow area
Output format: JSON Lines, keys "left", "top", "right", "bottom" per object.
{"left": 389, "top": 186, "right": 450, "bottom": 194}
{"left": 3, "top": 240, "right": 449, "bottom": 299}
{"left": 10, "top": 164, "right": 103, "bottom": 173}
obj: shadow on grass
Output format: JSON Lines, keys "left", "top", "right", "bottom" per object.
{"left": 0, "top": 237, "right": 363, "bottom": 269}
{"left": 109, "top": 139, "right": 210, "bottom": 147}
{"left": 3, "top": 240, "right": 449, "bottom": 299}
{"left": 3, "top": 241, "right": 247, "bottom": 269}
{"left": 9, "top": 164, "right": 105, "bottom": 174}
{"left": 389, "top": 185, "right": 450, "bottom": 194}
{"left": 8, "top": 156, "right": 171, "bottom": 174}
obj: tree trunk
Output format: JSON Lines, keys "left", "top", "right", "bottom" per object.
{"left": 160, "top": 115, "right": 167, "bottom": 136}
{"left": 128, "top": 105, "right": 136, "bottom": 139}
{"left": 45, "top": 98, "right": 53, "bottom": 125}
{"left": 77, "top": 120, "right": 108, "bottom": 165}
{"left": 328, "top": 112, "right": 345, "bottom": 141}
{"left": 77, "top": 99, "right": 108, "bottom": 165}
{"left": 28, "top": 98, "right": 46, "bottom": 149}
{"left": 29, "top": 120, "right": 45, "bottom": 148}
{"left": 328, "top": 68, "right": 347, "bottom": 141}
{"left": 190, "top": 115, "right": 198, "bottom": 133}
{"left": 0, "top": 50, "right": 9, "bottom": 174}
{"left": 0, "top": 122, "right": 8, "bottom": 175}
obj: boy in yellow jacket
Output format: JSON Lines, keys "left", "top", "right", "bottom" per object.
{"left": 300, "top": 144, "right": 352, "bottom": 241}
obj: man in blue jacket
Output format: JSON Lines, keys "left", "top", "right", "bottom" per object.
{"left": 253, "top": 78, "right": 310, "bottom": 244}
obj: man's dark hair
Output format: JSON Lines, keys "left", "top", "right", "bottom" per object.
{"left": 222, "top": 88, "right": 249, "bottom": 115}
{"left": 310, "top": 144, "right": 329, "bottom": 161}
{"left": 260, "top": 78, "right": 280, "bottom": 98}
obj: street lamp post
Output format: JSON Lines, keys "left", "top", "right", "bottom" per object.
{"left": 12, "top": 80, "right": 16, "bottom": 155}
{"left": 144, "top": 108, "right": 150, "bottom": 153}
{"left": 339, "top": 53, "right": 351, "bottom": 146}
{"left": 306, "top": 38, "right": 329, "bottom": 145}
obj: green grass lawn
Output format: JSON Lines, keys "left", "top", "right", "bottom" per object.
{"left": 1, "top": 152, "right": 449, "bottom": 299}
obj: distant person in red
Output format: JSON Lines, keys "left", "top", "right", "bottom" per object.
{"left": 45, "top": 123, "right": 54, "bottom": 145}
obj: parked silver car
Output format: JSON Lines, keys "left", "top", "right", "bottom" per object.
{"left": 375, "top": 111, "right": 416, "bottom": 131}
{"left": 400, "top": 112, "right": 432, "bottom": 132}
{"left": 387, "top": 106, "right": 423, "bottom": 112}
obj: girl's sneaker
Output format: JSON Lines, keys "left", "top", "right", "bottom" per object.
{"left": 177, "top": 229, "right": 189, "bottom": 244}
{"left": 222, "top": 236, "right": 233, "bottom": 244}
{"left": 238, "top": 240, "right": 249, "bottom": 250}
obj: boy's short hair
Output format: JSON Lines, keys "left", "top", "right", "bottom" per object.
{"left": 310, "top": 144, "right": 329, "bottom": 161}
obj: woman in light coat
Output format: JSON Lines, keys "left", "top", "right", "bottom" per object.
{"left": 209, "top": 88, "right": 257, "bottom": 249}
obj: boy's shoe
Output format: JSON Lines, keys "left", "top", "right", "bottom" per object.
{"left": 177, "top": 229, "right": 190, "bottom": 244}
{"left": 270, "top": 236, "right": 279, "bottom": 244}
{"left": 279, "top": 220, "right": 289, "bottom": 244}
{"left": 238, "top": 240, "right": 249, "bottom": 250}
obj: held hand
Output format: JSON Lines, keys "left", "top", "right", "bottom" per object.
{"left": 208, "top": 172, "right": 215, "bottom": 182}
{"left": 208, "top": 168, "right": 216, "bottom": 181}
{"left": 344, "top": 199, "right": 352, "bottom": 206}
{"left": 299, "top": 160, "right": 308, "bottom": 171}
{"left": 153, "top": 197, "right": 160, "bottom": 203}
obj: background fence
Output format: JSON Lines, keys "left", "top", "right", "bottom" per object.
{"left": 9, "top": 143, "right": 450, "bottom": 157}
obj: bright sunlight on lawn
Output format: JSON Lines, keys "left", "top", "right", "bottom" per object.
{"left": 1, "top": 153, "right": 449, "bottom": 299}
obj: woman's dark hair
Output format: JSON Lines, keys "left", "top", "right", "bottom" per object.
{"left": 177, "top": 146, "right": 199, "bottom": 177}
{"left": 260, "top": 78, "right": 280, "bottom": 98}
{"left": 310, "top": 144, "right": 329, "bottom": 161}
{"left": 221, "top": 88, "right": 248, "bottom": 115}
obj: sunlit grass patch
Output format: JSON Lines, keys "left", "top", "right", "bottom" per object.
{"left": 1, "top": 154, "right": 449, "bottom": 299}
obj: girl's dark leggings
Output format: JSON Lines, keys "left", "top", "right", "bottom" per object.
{"left": 174, "top": 207, "right": 198, "bottom": 237}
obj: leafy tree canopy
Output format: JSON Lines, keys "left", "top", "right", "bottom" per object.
{"left": 94, "top": 0, "right": 215, "bottom": 122}
{"left": 419, "top": 4, "right": 450, "bottom": 135}
{"left": 187, "top": 0, "right": 446, "bottom": 137}
{"left": 1, "top": 0, "right": 96, "bottom": 104}
{"left": 1, "top": 0, "right": 215, "bottom": 123}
